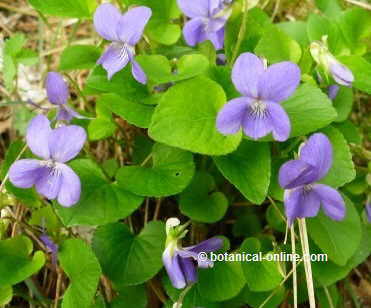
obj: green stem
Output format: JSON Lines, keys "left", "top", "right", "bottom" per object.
{"left": 231, "top": 0, "right": 248, "bottom": 64}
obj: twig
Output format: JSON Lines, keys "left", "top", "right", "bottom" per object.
{"left": 345, "top": 0, "right": 371, "bottom": 10}
{"left": 324, "top": 286, "right": 335, "bottom": 308}
{"left": 0, "top": 2, "right": 38, "bottom": 16}
{"left": 153, "top": 198, "right": 162, "bottom": 221}
{"left": 54, "top": 268, "right": 62, "bottom": 308}
{"left": 144, "top": 198, "right": 149, "bottom": 225}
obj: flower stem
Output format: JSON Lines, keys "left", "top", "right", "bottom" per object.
{"left": 291, "top": 224, "right": 297, "bottom": 308}
{"left": 231, "top": 0, "right": 248, "bottom": 64}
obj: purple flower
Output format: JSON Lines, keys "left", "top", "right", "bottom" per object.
{"left": 279, "top": 133, "right": 346, "bottom": 225}
{"left": 40, "top": 235, "right": 58, "bottom": 265}
{"left": 177, "top": 0, "right": 232, "bottom": 50}
{"left": 328, "top": 84, "right": 340, "bottom": 100}
{"left": 216, "top": 52, "right": 301, "bottom": 141}
{"left": 46, "top": 72, "right": 86, "bottom": 122}
{"left": 8, "top": 114, "right": 86, "bottom": 207}
{"left": 328, "top": 59, "right": 354, "bottom": 87}
{"left": 162, "top": 218, "right": 222, "bottom": 289}
{"left": 366, "top": 201, "right": 371, "bottom": 223}
{"left": 93, "top": 4, "right": 151, "bottom": 83}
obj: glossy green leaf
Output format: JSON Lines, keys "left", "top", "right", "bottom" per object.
{"left": 110, "top": 285, "right": 147, "bottom": 308}
{"left": 59, "top": 45, "right": 101, "bottom": 71}
{"left": 117, "top": 143, "right": 194, "bottom": 197}
{"left": 0, "top": 285, "right": 12, "bottom": 306}
{"left": 332, "top": 86, "right": 353, "bottom": 122}
{"left": 149, "top": 77, "right": 242, "bottom": 155}
{"left": 28, "top": 0, "right": 96, "bottom": 18}
{"left": 339, "top": 55, "right": 371, "bottom": 94}
{"left": 59, "top": 239, "right": 102, "bottom": 308}
{"left": 92, "top": 221, "right": 166, "bottom": 286}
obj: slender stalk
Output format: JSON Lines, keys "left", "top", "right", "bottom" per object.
{"left": 153, "top": 198, "right": 162, "bottom": 221}
{"left": 54, "top": 268, "right": 62, "bottom": 308}
{"left": 324, "top": 286, "right": 335, "bottom": 308}
{"left": 291, "top": 224, "right": 297, "bottom": 308}
{"left": 174, "top": 284, "right": 193, "bottom": 308}
{"left": 298, "top": 218, "right": 316, "bottom": 308}
{"left": 231, "top": 0, "right": 248, "bottom": 64}
{"left": 345, "top": 0, "right": 371, "bottom": 10}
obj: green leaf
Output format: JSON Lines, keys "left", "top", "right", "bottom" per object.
{"left": 320, "top": 126, "right": 356, "bottom": 188}
{"left": 197, "top": 258, "right": 245, "bottom": 302}
{"left": 307, "top": 195, "right": 361, "bottom": 266}
{"left": 213, "top": 140, "right": 271, "bottom": 204}
{"left": 0, "top": 236, "right": 45, "bottom": 286}
{"left": 315, "top": 0, "right": 342, "bottom": 18}
{"left": 92, "top": 221, "right": 166, "bottom": 286}
{"left": 29, "top": 205, "right": 61, "bottom": 232}
{"left": 147, "top": 22, "right": 181, "bottom": 45}
{"left": 339, "top": 55, "right": 371, "bottom": 94}
{"left": 149, "top": 77, "right": 242, "bottom": 155}
{"left": 334, "top": 120, "right": 362, "bottom": 145}
{"left": 278, "top": 21, "right": 309, "bottom": 46}
{"left": 28, "top": 0, "right": 96, "bottom": 18}
{"left": 255, "top": 24, "right": 302, "bottom": 63}
{"left": 4, "top": 33, "right": 26, "bottom": 56}
{"left": 240, "top": 238, "right": 283, "bottom": 292}
{"left": 281, "top": 83, "right": 337, "bottom": 138}
{"left": 3, "top": 54, "right": 17, "bottom": 91}
{"left": 116, "top": 143, "right": 195, "bottom": 197}
{"left": 59, "top": 45, "right": 101, "bottom": 71}
{"left": 0, "top": 285, "right": 12, "bottom": 306}
{"left": 56, "top": 159, "right": 143, "bottom": 226}
{"left": 97, "top": 93, "right": 154, "bottom": 129}
{"left": 88, "top": 118, "right": 117, "bottom": 141}
{"left": 59, "top": 239, "right": 102, "bottom": 308}
{"left": 136, "top": 54, "right": 209, "bottom": 84}
{"left": 332, "top": 86, "right": 353, "bottom": 122}
{"left": 242, "top": 285, "right": 285, "bottom": 308}
{"left": 16, "top": 49, "right": 39, "bottom": 66}
{"left": 111, "top": 285, "right": 147, "bottom": 308}
{"left": 179, "top": 172, "right": 228, "bottom": 223}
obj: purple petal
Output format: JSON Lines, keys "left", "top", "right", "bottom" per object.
{"left": 266, "top": 102, "right": 291, "bottom": 141}
{"left": 179, "top": 257, "right": 197, "bottom": 284}
{"left": 208, "top": 27, "right": 225, "bottom": 50}
{"left": 313, "top": 184, "right": 345, "bottom": 221}
{"left": 162, "top": 248, "right": 186, "bottom": 289}
{"left": 258, "top": 62, "right": 301, "bottom": 102}
{"left": 35, "top": 167, "right": 62, "bottom": 200}
{"left": 116, "top": 6, "right": 152, "bottom": 45}
{"left": 299, "top": 133, "right": 332, "bottom": 181}
{"left": 177, "top": 0, "right": 209, "bottom": 18}
{"left": 97, "top": 43, "right": 131, "bottom": 80}
{"left": 187, "top": 237, "right": 223, "bottom": 253}
{"left": 242, "top": 102, "right": 272, "bottom": 140}
{"left": 366, "top": 203, "right": 371, "bottom": 223}
{"left": 183, "top": 18, "right": 207, "bottom": 47}
{"left": 232, "top": 52, "right": 265, "bottom": 97}
{"left": 131, "top": 58, "right": 147, "bottom": 84}
{"left": 26, "top": 114, "right": 52, "bottom": 160}
{"left": 329, "top": 61, "right": 354, "bottom": 87}
{"left": 40, "top": 235, "right": 58, "bottom": 265}
{"left": 178, "top": 249, "right": 213, "bottom": 268}
{"left": 8, "top": 159, "right": 43, "bottom": 188}
{"left": 45, "top": 72, "right": 69, "bottom": 105}
{"left": 216, "top": 97, "right": 250, "bottom": 135}
{"left": 328, "top": 85, "right": 340, "bottom": 100}
{"left": 284, "top": 187, "right": 320, "bottom": 225}
{"left": 48, "top": 125, "right": 86, "bottom": 163}
{"left": 94, "top": 3, "right": 121, "bottom": 41}
{"left": 279, "top": 159, "right": 319, "bottom": 190}
{"left": 57, "top": 164, "right": 81, "bottom": 207}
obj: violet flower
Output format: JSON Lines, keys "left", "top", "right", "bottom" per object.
{"left": 279, "top": 133, "right": 346, "bottom": 225}
{"left": 177, "top": 0, "right": 232, "bottom": 50}
{"left": 40, "top": 235, "right": 58, "bottom": 265}
{"left": 46, "top": 72, "right": 86, "bottom": 122}
{"left": 216, "top": 52, "right": 301, "bottom": 141}
{"left": 328, "top": 84, "right": 340, "bottom": 100}
{"left": 366, "top": 200, "right": 371, "bottom": 223}
{"left": 162, "top": 218, "right": 222, "bottom": 289}
{"left": 8, "top": 114, "right": 86, "bottom": 207}
{"left": 93, "top": 3, "right": 151, "bottom": 83}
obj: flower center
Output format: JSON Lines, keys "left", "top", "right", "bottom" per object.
{"left": 112, "top": 42, "right": 135, "bottom": 62}
{"left": 303, "top": 184, "right": 313, "bottom": 193}
{"left": 250, "top": 100, "right": 267, "bottom": 118}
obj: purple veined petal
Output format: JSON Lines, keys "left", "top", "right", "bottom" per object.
{"left": 241, "top": 100, "right": 272, "bottom": 140}
{"left": 130, "top": 57, "right": 147, "bottom": 84}
{"left": 312, "top": 184, "right": 345, "bottom": 221}
{"left": 177, "top": 0, "right": 209, "bottom": 18}
{"left": 8, "top": 159, "right": 43, "bottom": 188}
{"left": 57, "top": 163, "right": 81, "bottom": 207}
{"left": 284, "top": 187, "right": 321, "bottom": 226}
{"left": 183, "top": 18, "right": 208, "bottom": 47}
{"left": 299, "top": 133, "right": 332, "bottom": 181}
{"left": 178, "top": 249, "right": 213, "bottom": 268}
{"left": 97, "top": 43, "right": 131, "bottom": 80}
{"left": 232, "top": 52, "right": 265, "bottom": 97}
{"left": 216, "top": 97, "right": 250, "bottom": 135}
{"left": 207, "top": 16, "right": 227, "bottom": 33}
{"left": 179, "top": 257, "right": 197, "bottom": 284}
{"left": 162, "top": 248, "right": 186, "bottom": 289}
{"left": 207, "top": 27, "right": 225, "bottom": 50}
{"left": 35, "top": 166, "right": 63, "bottom": 200}
{"left": 186, "top": 237, "right": 223, "bottom": 253}
{"left": 45, "top": 72, "right": 69, "bottom": 105}
{"left": 278, "top": 159, "right": 319, "bottom": 189}
{"left": 328, "top": 84, "right": 340, "bottom": 100}
{"left": 266, "top": 102, "right": 291, "bottom": 142}
{"left": 329, "top": 60, "right": 354, "bottom": 87}
{"left": 40, "top": 235, "right": 59, "bottom": 265}
{"left": 93, "top": 3, "right": 121, "bottom": 41}
{"left": 366, "top": 203, "right": 371, "bottom": 223}
{"left": 116, "top": 6, "right": 152, "bottom": 45}
{"left": 56, "top": 105, "right": 91, "bottom": 122}
{"left": 26, "top": 114, "right": 52, "bottom": 160}
{"left": 48, "top": 125, "right": 86, "bottom": 163}
{"left": 258, "top": 61, "right": 301, "bottom": 102}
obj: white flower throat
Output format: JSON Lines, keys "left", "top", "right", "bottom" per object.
{"left": 112, "top": 42, "right": 135, "bottom": 62}
{"left": 250, "top": 100, "right": 267, "bottom": 118}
